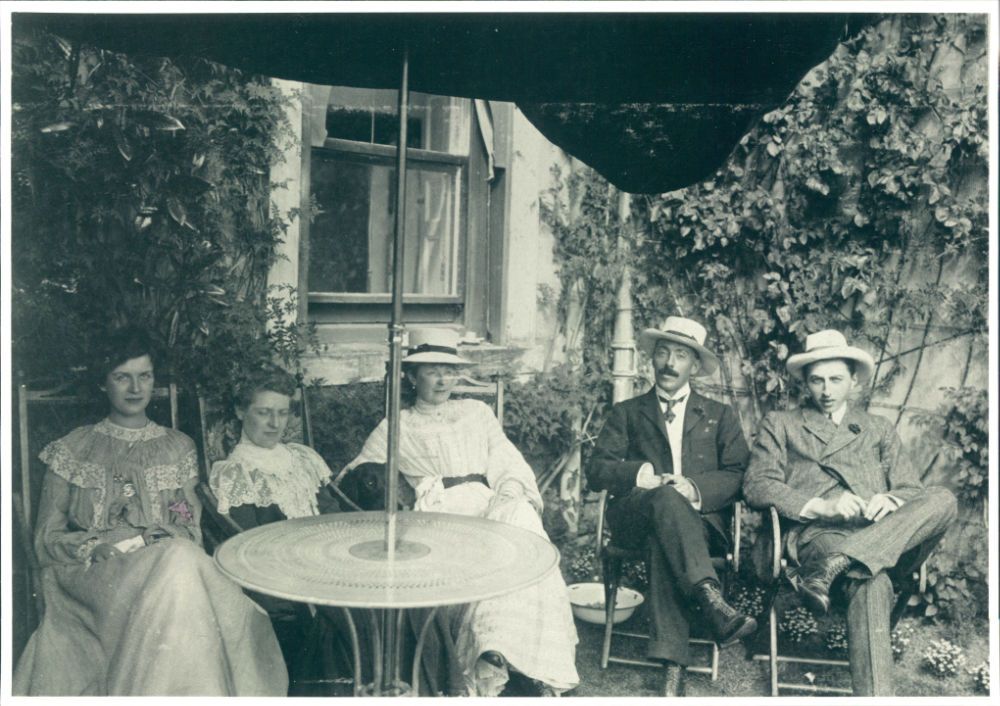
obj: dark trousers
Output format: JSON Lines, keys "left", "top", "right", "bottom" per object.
{"left": 607, "top": 485, "right": 720, "bottom": 666}
{"left": 797, "top": 486, "right": 957, "bottom": 696}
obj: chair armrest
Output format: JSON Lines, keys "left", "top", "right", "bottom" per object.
{"left": 595, "top": 490, "right": 608, "bottom": 555}
{"left": 769, "top": 506, "right": 782, "bottom": 581}
{"left": 732, "top": 500, "right": 743, "bottom": 574}
{"left": 195, "top": 482, "right": 244, "bottom": 537}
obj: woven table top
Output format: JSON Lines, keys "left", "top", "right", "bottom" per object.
{"left": 214, "top": 511, "right": 559, "bottom": 608}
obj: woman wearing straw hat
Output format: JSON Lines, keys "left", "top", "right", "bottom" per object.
{"left": 743, "top": 329, "right": 958, "bottom": 695}
{"left": 343, "top": 328, "right": 579, "bottom": 696}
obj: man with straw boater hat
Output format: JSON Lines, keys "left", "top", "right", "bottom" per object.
{"left": 743, "top": 329, "right": 957, "bottom": 696}
{"left": 588, "top": 316, "right": 755, "bottom": 696}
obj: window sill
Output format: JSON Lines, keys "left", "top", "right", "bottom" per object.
{"left": 309, "top": 293, "right": 463, "bottom": 305}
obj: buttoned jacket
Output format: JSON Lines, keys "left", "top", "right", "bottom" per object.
{"left": 743, "top": 403, "right": 925, "bottom": 561}
{"left": 588, "top": 388, "right": 749, "bottom": 540}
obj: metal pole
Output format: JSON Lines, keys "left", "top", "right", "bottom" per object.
{"left": 382, "top": 45, "right": 409, "bottom": 694}
{"left": 385, "top": 46, "right": 409, "bottom": 556}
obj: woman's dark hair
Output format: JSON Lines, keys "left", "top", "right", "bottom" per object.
{"left": 234, "top": 366, "right": 298, "bottom": 411}
{"left": 94, "top": 326, "right": 158, "bottom": 384}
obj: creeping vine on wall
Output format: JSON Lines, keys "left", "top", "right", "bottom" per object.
{"left": 12, "top": 29, "right": 316, "bottom": 401}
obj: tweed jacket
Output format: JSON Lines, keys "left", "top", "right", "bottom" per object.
{"left": 588, "top": 388, "right": 749, "bottom": 539}
{"left": 743, "top": 403, "right": 925, "bottom": 563}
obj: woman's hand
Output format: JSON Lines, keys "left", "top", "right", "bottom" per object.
{"left": 91, "top": 543, "right": 123, "bottom": 563}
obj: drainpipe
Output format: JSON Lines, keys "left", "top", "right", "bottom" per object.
{"left": 612, "top": 191, "right": 636, "bottom": 404}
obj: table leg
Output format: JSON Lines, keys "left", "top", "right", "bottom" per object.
{"left": 411, "top": 606, "right": 439, "bottom": 696}
{"left": 367, "top": 609, "right": 383, "bottom": 695}
{"left": 340, "top": 607, "right": 363, "bottom": 697}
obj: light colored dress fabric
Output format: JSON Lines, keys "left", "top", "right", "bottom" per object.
{"left": 346, "top": 398, "right": 580, "bottom": 696}
{"left": 13, "top": 419, "right": 288, "bottom": 696}
{"left": 210, "top": 435, "right": 333, "bottom": 519}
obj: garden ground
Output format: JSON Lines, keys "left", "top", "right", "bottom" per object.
{"left": 566, "top": 611, "right": 989, "bottom": 697}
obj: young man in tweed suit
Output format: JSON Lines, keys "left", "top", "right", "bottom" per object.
{"left": 743, "top": 330, "right": 957, "bottom": 696}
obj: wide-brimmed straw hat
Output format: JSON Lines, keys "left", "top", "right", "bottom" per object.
{"left": 637, "top": 316, "right": 719, "bottom": 376}
{"left": 786, "top": 330, "right": 875, "bottom": 383}
{"left": 401, "top": 328, "right": 472, "bottom": 366}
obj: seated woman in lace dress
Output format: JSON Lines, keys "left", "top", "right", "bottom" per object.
{"left": 343, "top": 328, "right": 580, "bottom": 696}
{"left": 13, "top": 328, "right": 287, "bottom": 696}
{"left": 209, "top": 367, "right": 348, "bottom": 690}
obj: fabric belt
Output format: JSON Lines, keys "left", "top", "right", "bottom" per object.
{"left": 442, "top": 474, "right": 489, "bottom": 489}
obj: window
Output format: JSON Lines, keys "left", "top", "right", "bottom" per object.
{"left": 307, "top": 87, "right": 471, "bottom": 301}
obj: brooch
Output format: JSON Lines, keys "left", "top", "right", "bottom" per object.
{"left": 848, "top": 423, "right": 861, "bottom": 435}
{"left": 122, "top": 482, "right": 137, "bottom": 498}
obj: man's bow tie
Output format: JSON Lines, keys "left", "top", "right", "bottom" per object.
{"left": 657, "top": 393, "right": 686, "bottom": 424}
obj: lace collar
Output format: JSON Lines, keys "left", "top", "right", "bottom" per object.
{"left": 227, "top": 433, "right": 296, "bottom": 475}
{"left": 94, "top": 418, "right": 167, "bottom": 442}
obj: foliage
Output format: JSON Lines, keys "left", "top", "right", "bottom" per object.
{"left": 922, "top": 639, "right": 966, "bottom": 679}
{"left": 779, "top": 606, "right": 819, "bottom": 643}
{"left": 824, "top": 621, "right": 849, "bottom": 653}
{"left": 308, "top": 381, "right": 387, "bottom": 473}
{"left": 632, "top": 14, "right": 988, "bottom": 412}
{"left": 969, "top": 661, "right": 989, "bottom": 693}
{"left": 503, "top": 362, "right": 604, "bottom": 466}
{"left": 728, "top": 583, "right": 768, "bottom": 619}
{"left": 910, "top": 522, "right": 988, "bottom": 622}
{"left": 892, "top": 620, "right": 917, "bottom": 660}
{"left": 11, "top": 29, "right": 312, "bottom": 400}
{"left": 914, "top": 386, "right": 988, "bottom": 505}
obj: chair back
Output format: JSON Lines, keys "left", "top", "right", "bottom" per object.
{"left": 196, "top": 383, "right": 315, "bottom": 547}
{"left": 17, "top": 382, "right": 178, "bottom": 533}
{"left": 449, "top": 374, "right": 505, "bottom": 424}
{"left": 13, "top": 381, "right": 178, "bottom": 655}
{"left": 197, "top": 383, "right": 312, "bottom": 482}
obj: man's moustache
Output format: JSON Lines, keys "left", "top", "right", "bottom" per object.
{"left": 657, "top": 367, "right": 678, "bottom": 377}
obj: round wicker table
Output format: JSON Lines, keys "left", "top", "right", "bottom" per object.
{"left": 215, "top": 510, "right": 560, "bottom": 695}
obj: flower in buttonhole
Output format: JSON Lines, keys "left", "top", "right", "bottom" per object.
{"left": 168, "top": 500, "right": 193, "bottom": 523}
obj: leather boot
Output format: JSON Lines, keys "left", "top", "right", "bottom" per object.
{"left": 797, "top": 552, "right": 854, "bottom": 615}
{"left": 663, "top": 660, "right": 685, "bottom": 697}
{"left": 693, "top": 580, "right": 757, "bottom": 646}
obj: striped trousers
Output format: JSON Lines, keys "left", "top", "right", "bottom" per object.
{"left": 798, "top": 486, "right": 957, "bottom": 696}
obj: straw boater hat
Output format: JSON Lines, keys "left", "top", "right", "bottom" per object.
{"left": 637, "top": 316, "right": 719, "bottom": 376}
{"left": 401, "top": 328, "right": 472, "bottom": 365}
{"left": 786, "top": 330, "right": 875, "bottom": 383}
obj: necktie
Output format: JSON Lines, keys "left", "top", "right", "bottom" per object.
{"left": 658, "top": 394, "right": 686, "bottom": 424}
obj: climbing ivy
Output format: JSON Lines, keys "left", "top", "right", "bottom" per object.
{"left": 11, "top": 28, "right": 316, "bottom": 401}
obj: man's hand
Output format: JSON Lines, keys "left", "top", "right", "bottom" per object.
{"left": 863, "top": 493, "right": 899, "bottom": 522}
{"left": 91, "top": 543, "right": 123, "bottom": 563}
{"left": 660, "top": 474, "right": 698, "bottom": 504}
{"left": 814, "top": 492, "right": 866, "bottom": 521}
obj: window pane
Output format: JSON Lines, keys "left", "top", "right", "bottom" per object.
{"left": 324, "top": 86, "right": 470, "bottom": 155}
{"left": 309, "top": 152, "right": 461, "bottom": 295}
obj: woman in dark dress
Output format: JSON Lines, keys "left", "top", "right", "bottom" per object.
{"left": 209, "top": 368, "right": 348, "bottom": 692}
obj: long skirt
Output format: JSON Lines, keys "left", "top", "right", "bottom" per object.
{"left": 14, "top": 538, "right": 288, "bottom": 696}
{"left": 416, "top": 483, "right": 579, "bottom": 696}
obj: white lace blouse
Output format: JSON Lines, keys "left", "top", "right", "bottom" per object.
{"left": 209, "top": 436, "right": 333, "bottom": 519}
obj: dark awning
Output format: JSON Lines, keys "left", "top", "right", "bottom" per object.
{"left": 15, "top": 12, "right": 872, "bottom": 193}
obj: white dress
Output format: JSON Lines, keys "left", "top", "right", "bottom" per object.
{"left": 346, "top": 398, "right": 579, "bottom": 696}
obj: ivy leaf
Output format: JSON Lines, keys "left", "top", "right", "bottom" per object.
{"left": 806, "top": 176, "right": 830, "bottom": 195}
{"left": 766, "top": 141, "right": 783, "bottom": 158}
{"left": 112, "top": 125, "right": 132, "bottom": 161}
{"left": 853, "top": 212, "right": 870, "bottom": 227}
{"left": 39, "top": 121, "right": 75, "bottom": 133}
{"left": 132, "top": 110, "right": 186, "bottom": 131}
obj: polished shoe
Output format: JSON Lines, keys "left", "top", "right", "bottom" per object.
{"left": 694, "top": 580, "right": 758, "bottom": 646}
{"left": 797, "top": 552, "right": 854, "bottom": 615}
{"left": 663, "top": 660, "right": 685, "bottom": 697}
